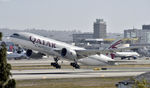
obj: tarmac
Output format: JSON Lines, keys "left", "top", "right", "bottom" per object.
{"left": 11, "top": 69, "right": 146, "bottom": 80}
{"left": 8, "top": 58, "right": 150, "bottom": 80}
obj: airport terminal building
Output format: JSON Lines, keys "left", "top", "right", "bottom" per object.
{"left": 124, "top": 25, "right": 150, "bottom": 45}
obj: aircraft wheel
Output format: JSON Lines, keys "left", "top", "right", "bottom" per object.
{"left": 51, "top": 62, "right": 56, "bottom": 66}
{"left": 51, "top": 63, "right": 61, "bottom": 69}
{"left": 56, "top": 65, "right": 61, "bottom": 69}
{"left": 75, "top": 64, "right": 80, "bottom": 69}
{"left": 70, "top": 63, "right": 75, "bottom": 67}
{"left": 70, "top": 63, "right": 80, "bottom": 69}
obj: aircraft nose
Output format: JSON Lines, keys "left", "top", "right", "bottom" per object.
{"left": 10, "top": 33, "right": 20, "bottom": 38}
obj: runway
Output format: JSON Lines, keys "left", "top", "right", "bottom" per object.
{"left": 8, "top": 58, "right": 150, "bottom": 80}
{"left": 11, "top": 69, "right": 147, "bottom": 80}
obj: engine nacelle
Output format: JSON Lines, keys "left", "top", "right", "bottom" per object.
{"left": 26, "top": 49, "right": 44, "bottom": 59}
{"left": 61, "top": 48, "right": 77, "bottom": 60}
{"left": 26, "top": 49, "right": 32, "bottom": 57}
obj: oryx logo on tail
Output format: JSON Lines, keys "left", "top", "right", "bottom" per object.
{"left": 108, "top": 39, "right": 122, "bottom": 49}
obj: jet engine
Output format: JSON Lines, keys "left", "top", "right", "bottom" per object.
{"left": 61, "top": 48, "right": 77, "bottom": 60}
{"left": 26, "top": 49, "right": 32, "bottom": 57}
{"left": 26, "top": 49, "right": 45, "bottom": 59}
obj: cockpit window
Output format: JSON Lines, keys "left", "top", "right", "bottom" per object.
{"left": 13, "top": 33, "right": 20, "bottom": 36}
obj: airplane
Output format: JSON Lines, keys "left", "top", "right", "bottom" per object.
{"left": 0, "top": 41, "right": 27, "bottom": 59}
{"left": 114, "top": 51, "right": 140, "bottom": 60}
{"left": 7, "top": 50, "right": 27, "bottom": 60}
{"left": 107, "top": 41, "right": 140, "bottom": 60}
{"left": 9, "top": 32, "right": 132, "bottom": 69}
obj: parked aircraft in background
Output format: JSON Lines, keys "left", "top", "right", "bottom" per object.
{"left": 106, "top": 40, "right": 140, "bottom": 60}
{"left": 0, "top": 41, "right": 27, "bottom": 59}
{"left": 114, "top": 52, "right": 140, "bottom": 60}
{"left": 9, "top": 32, "right": 134, "bottom": 69}
{"left": 7, "top": 50, "right": 27, "bottom": 60}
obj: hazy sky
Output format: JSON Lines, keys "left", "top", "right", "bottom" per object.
{"left": 0, "top": 0, "right": 150, "bottom": 33}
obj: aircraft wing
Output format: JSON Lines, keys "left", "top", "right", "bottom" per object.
{"left": 53, "top": 49, "right": 112, "bottom": 59}
{"left": 75, "top": 49, "right": 117, "bottom": 59}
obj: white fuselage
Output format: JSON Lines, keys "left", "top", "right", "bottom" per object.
{"left": 115, "top": 52, "right": 140, "bottom": 57}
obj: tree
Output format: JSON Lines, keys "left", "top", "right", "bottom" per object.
{"left": 0, "top": 32, "right": 16, "bottom": 88}
{"left": 0, "top": 32, "right": 2, "bottom": 41}
{"left": 132, "top": 78, "right": 150, "bottom": 88}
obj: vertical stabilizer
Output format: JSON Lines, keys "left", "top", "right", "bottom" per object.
{"left": 107, "top": 38, "right": 123, "bottom": 49}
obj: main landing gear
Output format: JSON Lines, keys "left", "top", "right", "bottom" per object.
{"left": 51, "top": 57, "right": 80, "bottom": 69}
{"left": 70, "top": 59, "right": 80, "bottom": 69}
{"left": 70, "top": 63, "right": 80, "bottom": 69}
{"left": 51, "top": 57, "right": 61, "bottom": 69}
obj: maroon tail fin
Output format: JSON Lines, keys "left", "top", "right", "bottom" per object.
{"left": 110, "top": 53, "right": 115, "bottom": 59}
{"left": 108, "top": 39, "right": 123, "bottom": 49}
